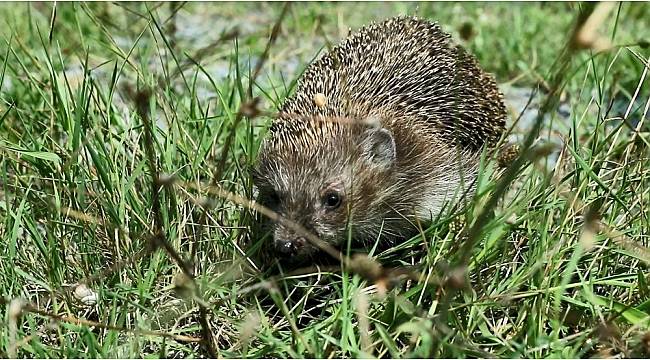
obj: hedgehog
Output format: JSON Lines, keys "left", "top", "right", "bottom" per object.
{"left": 252, "top": 16, "right": 507, "bottom": 263}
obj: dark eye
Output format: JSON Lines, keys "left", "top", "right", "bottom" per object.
{"left": 262, "top": 189, "right": 280, "bottom": 208}
{"left": 323, "top": 191, "right": 342, "bottom": 210}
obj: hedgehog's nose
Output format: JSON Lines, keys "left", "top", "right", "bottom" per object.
{"left": 274, "top": 237, "right": 306, "bottom": 257}
{"left": 276, "top": 240, "right": 296, "bottom": 256}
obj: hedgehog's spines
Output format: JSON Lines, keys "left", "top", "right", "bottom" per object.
{"left": 267, "top": 16, "right": 506, "bottom": 155}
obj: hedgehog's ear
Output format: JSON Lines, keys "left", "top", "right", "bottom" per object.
{"left": 361, "top": 127, "right": 396, "bottom": 169}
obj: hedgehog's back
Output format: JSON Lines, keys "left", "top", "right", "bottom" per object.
{"left": 279, "top": 16, "right": 506, "bottom": 150}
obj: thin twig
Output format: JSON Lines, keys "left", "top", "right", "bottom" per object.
{"left": 0, "top": 297, "right": 202, "bottom": 344}
{"left": 214, "top": 2, "right": 290, "bottom": 182}
{"left": 134, "top": 86, "right": 217, "bottom": 357}
{"left": 175, "top": 178, "right": 449, "bottom": 289}
{"left": 457, "top": 3, "right": 598, "bottom": 266}
{"left": 190, "top": 1, "right": 290, "bottom": 271}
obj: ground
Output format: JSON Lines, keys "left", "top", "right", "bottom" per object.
{"left": 0, "top": 2, "right": 649, "bottom": 358}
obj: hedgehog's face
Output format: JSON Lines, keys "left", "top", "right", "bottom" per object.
{"left": 253, "top": 122, "right": 397, "bottom": 264}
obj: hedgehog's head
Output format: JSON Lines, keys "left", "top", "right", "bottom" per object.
{"left": 252, "top": 115, "right": 399, "bottom": 263}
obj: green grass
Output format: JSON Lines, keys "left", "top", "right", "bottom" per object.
{"left": 0, "top": 1, "right": 649, "bottom": 358}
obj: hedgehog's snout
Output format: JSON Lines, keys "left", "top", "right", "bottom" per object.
{"left": 275, "top": 239, "right": 296, "bottom": 256}
{"left": 274, "top": 236, "right": 307, "bottom": 257}
{"left": 273, "top": 226, "right": 308, "bottom": 257}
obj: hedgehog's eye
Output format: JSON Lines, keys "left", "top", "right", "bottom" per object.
{"left": 261, "top": 189, "right": 281, "bottom": 209}
{"left": 322, "top": 191, "right": 342, "bottom": 210}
